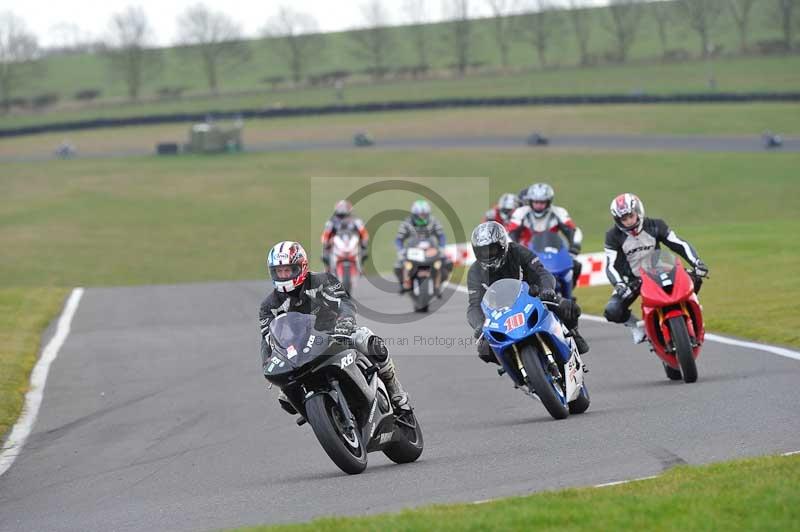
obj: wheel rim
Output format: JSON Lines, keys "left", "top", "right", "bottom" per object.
{"left": 542, "top": 359, "right": 567, "bottom": 405}
{"left": 330, "top": 404, "right": 360, "bottom": 451}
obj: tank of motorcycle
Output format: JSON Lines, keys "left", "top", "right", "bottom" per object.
{"left": 530, "top": 233, "right": 572, "bottom": 276}
{"left": 481, "top": 279, "right": 571, "bottom": 362}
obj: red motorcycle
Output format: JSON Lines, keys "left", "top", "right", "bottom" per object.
{"left": 639, "top": 250, "right": 705, "bottom": 383}
{"left": 331, "top": 230, "right": 362, "bottom": 294}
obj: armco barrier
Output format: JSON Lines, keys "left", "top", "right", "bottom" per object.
{"left": 2, "top": 91, "right": 799, "bottom": 138}
{"left": 444, "top": 243, "right": 609, "bottom": 288}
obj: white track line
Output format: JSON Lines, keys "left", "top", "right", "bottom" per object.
{"left": 0, "top": 288, "right": 84, "bottom": 478}
{"left": 447, "top": 283, "right": 800, "bottom": 361}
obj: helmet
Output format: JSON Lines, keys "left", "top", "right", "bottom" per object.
{"left": 471, "top": 221, "right": 509, "bottom": 271}
{"left": 334, "top": 200, "right": 352, "bottom": 218}
{"left": 610, "top": 193, "right": 645, "bottom": 236}
{"left": 267, "top": 241, "right": 309, "bottom": 293}
{"left": 524, "top": 183, "right": 554, "bottom": 219}
{"left": 410, "top": 199, "right": 431, "bottom": 227}
{"left": 497, "top": 193, "right": 520, "bottom": 221}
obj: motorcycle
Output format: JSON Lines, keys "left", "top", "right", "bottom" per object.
{"left": 402, "top": 237, "right": 445, "bottom": 313}
{"left": 481, "top": 278, "right": 590, "bottom": 420}
{"left": 529, "top": 232, "right": 574, "bottom": 300}
{"left": 331, "top": 230, "right": 362, "bottom": 294}
{"left": 639, "top": 249, "right": 705, "bottom": 383}
{"left": 263, "top": 312, "right": 423, "bottom": 474}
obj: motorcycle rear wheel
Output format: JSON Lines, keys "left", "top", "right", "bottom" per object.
{"left": 520, "top": 344, "right": 569, "bottom": 420}
{"left": 667, "top": 316, "right": 698, "bottom": 383}
{"left": 382, "top": 410, "right": 424, "bottom": 464}
{"left": 306, "top": 394, "right": 368, "bottom": 474}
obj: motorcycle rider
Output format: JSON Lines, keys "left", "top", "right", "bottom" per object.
{"left": 508, "top": 183, "right": 584, "bottom": 289}
{"left": 393, "top": 199, "right": 453, "bottom": 293}
{"left": 482, "top": 193, "right": 520, "bottom": 231}
{"left": 260, "top": 241, "right": 410, "bottom": 415}
{"left": 321, "top": 200, "right": 370, "bottom": 272}
{"left": 604, "top": 193, "right": 709, "bottom": 344}
{"left": 466, "top": 221, "right": 590, "bottom": 364}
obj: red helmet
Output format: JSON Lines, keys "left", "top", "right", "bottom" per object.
{"left": 267, "top": 241, "right": 309, "bottom": 293}
{"left": 610, "top": 193, "right": 645, "bottom": 236}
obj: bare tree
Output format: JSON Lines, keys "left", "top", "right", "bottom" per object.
{"left": 772, "top": 0, "right": 799, "bottom": 51}
{"left": 403, "top": 0, "right": 432, "bottom": 72}
{"left": 264, "top": 7, "right": 323, "bottom": 85}
{"left": 520, "top": 0, "right": 561, "bottom": 68}
{"left": 444, "top": 0, "right": 473, "bottom": 76}
{"left": 677, "top": 0, "right": 725, "bottom": 58}
{"left": 0, "top": 12, "right": 40, "bottom": 110}
{"left": 727, "top": 0, "right": 756, "bottom": 53}
{"left": 604, "top": 0, "right": 643, "bottom": 62}
{"left": 566, "top": 0, "right": 592, "bottom": 66}
{"left": 177, "top": 4, "right": 250, "bottom": 93}
{"left": 350, "top": 1, "right": 393, "bottom": 79}
{"left": 487, "top": 0, "right": 519, "bottom": 68}
{"left": 650, "top": 1, "right": 672, "bottom": 56}
{"left": 105, "top": 6, "right": 161, "bottom": 101}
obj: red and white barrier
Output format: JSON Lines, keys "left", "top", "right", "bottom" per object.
{"left": 444, "top": 244, "right": 609, "bottom": 288}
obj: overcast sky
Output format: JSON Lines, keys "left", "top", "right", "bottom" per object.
{"left": 5, "top": 0, "right": 610, "bottom": 48}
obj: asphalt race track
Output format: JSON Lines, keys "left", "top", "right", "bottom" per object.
{"left": 1, "top": 280, "right": 799, "bottom": 532}
{"left": 1, "top": 133, "right": 798, "bottom": 163}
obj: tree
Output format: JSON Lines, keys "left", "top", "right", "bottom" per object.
{"left": 566, "top": 0, "right": 592, "bottom": 66}
{"left": 0, "top": 12, "right": 40, "bottom": 110}
{"left": 604, "top": 0, "right": 644, "bottom": 63}
{"left": 677, "top": 0, "right": 725, "bottom": 58}
{"left": 650, "top": 1, "right": 672, "bottom": 56}
{"left": 105, "top": 6, "right": 162, "bottom": 101}
{"left": 177, "top": 4, "right": 250, "bottom": 93}
{"left": 404, "top": 0, "right": 432, "bottom": 72}
{"left": 520, "top": 0, "right": 561, "bottom": 68}
{"left": 263, "top": 7, "right": 323, "bottom": 85}
{"left": 486, "top": 0, "right": 520, "bottom": 68}
{"left": 445, "top": 0, "right": 473, "bottom": 76}
{"left": 727, "top": 0, "right": 756, "bottom": 53}
{"left": 772, "top": 0, "right": 799, "bottom": 51}
{"left": 350, "top": 1, "right": 393, "bottom": 79}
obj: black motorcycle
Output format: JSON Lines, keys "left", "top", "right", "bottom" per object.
{"left": 402, "top": 237, "right": 446, "bottom": 313}
{"left": 263, "top": 312, "right": 423, "bottom": 474}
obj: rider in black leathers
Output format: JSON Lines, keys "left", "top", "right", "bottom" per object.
{"left": 466, "top": 222, "right": 590, "bottom": 363}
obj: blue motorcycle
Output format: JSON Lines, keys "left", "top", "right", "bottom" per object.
{"left": 530, "top": 232, "right": 575, "bottom": 299}
{"left": 481, "top": 278, "right": 590, "bottom": 420}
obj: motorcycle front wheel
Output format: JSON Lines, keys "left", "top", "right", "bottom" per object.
{"left": 667, "top": 316, "right": 698, "bottom": 383}
{"left": 520, "top": 344, "right": 569, "bottom": 420}
{"left": 306, "top": 393, "right": 368, "bottom": 474}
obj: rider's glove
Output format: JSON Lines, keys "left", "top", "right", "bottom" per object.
{"left": 568, "top": 245, "right": 581, "bottom": 257}
{"left": 693, "top": 260, "right": 709, "bottom": 278}
{"left": 614, "top": 282, "right": 633, "bottom": 300}
{"left": 333, "top": 316, "right": 357, "bottom": 336}
{"left": 360, "top": 246, "right": 369, "bottom": 263}
{"left": 539, "top": 288, "right": 558, "bottom": 303}
{"left": 321, "top": 253, "right": 330, "bottom": 266}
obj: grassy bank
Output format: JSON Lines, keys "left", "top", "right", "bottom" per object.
{"left": 232, "top": 453, "right": 800, "bottom": 532}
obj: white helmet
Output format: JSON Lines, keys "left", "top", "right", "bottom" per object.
{"left": 524, "top": 183, "right": 554, "bottom": 219}
{"left": 610, "top": 193, "right": 645, "bottom": 236}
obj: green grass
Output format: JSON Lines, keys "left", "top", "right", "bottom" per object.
{"left": 0, "top": 287, "right": 69, "bottom": 441}
{"left": 3, "top": 55, "right": 799, "bottom": 131}
{"left": 231, "top": 454, "right": 800, "bottom": 531}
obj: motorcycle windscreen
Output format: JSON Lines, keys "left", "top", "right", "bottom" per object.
{"left": 482, "top": 278, "right": 523, "bottom": 311}
{"left": 530, "top": 233, "right": 572, "bottom": 274}
{"left": 640, "top": 249, "right": 678, "bottom": 289}
{"left": 269, "top": 312, "right": 316, "bottom": 350}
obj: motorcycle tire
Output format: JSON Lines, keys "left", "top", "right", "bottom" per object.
{"left": 520, "top": 344, "right": 569, "bottom": 420}
{"left": 306, "top": 393, "right": 368, "bottom": 474}
{"left": 382, "top": 411, "right": 424, "bottom": 464}
{"left": 667, "top": 316, "right": 698, "bottom": 383}
{"left": 663, "top": 361, "right": 683, "bottom": 381}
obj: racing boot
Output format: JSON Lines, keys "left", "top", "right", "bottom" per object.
{"left": 572, "top": 330, "right": 590, "bottom": 354}
{"left": 378, "top": 359, "right": 410, "bottom": 411}
{"left": 624, "top": 315, "right": 646, "bottom": 344}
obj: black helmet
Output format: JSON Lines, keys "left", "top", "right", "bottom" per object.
{"left": 471, "top": 221, "right": 509, "bottom": 271}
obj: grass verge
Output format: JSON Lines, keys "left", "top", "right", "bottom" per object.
{"left": 231, "top": 453, "right": 800, "bottom": 532}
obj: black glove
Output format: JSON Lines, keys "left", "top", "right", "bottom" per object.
{"left": 360, "top": 247, "right": 369, "bottom": 263}
{"left": 694, "top": 259, "right": 709, "bottom": 278}
{"left": 568, "top": 245, "right": 581, "bottom": 256}
{"left": 333, "top": 316, "right": 356, "bottom": 336}
{"left": 539, "top": 288, "right": 558, "bottom": 303}
{"left": 613, "top": 282, "right": 633, "bottom": 300}
{"left": 558, "top": 297, "right": 581, "bottom": 325}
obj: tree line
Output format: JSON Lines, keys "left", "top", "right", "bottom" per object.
{"left": 1, "top": 0, "right": 799, "bottom": 109}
